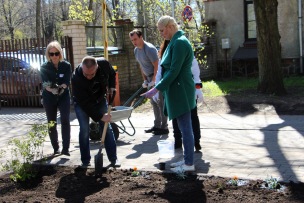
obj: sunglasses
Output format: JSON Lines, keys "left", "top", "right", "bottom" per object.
{"left": 49, "top": 52, "right": 60, "bottom": 57}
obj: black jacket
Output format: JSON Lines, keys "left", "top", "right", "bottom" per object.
{"left": 40, "top": 60, "right": 71, "bottom": 104}
{"left": 72, "top": 58, "right": 116, "bottom": 122}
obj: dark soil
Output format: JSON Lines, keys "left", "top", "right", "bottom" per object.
{"left": 0, "top": 165, "right": 304, "bottom": 203}
{"left": 1, "top": 86, "right": 304, "bottom": 203}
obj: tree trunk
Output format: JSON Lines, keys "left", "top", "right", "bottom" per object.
{"left": 136, "top": 0, "right": 144, "bottom": 26}
{"left": 253, "top": 0, "right": 286, "bottom": 95}
{"left": 36, "top": 0, "right": 41, "bottom": 39}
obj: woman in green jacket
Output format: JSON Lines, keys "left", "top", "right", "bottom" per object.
{"left": 142, "top": 15, "right": 196, "bottom": 173}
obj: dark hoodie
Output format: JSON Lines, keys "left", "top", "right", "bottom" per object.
{"left": 72, "top": 58, "right": 116, "bottom": 122}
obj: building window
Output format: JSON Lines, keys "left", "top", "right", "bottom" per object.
{"left": 244, "top": 0, "right": 256, "bottom": 41}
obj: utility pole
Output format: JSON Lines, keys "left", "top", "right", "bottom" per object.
{"left": 102, "top": 0, "right": 108, "bottom": 60}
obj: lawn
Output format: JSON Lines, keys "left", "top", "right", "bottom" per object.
{"left": 203, "top": 76, "right": 304, "bottom": 97}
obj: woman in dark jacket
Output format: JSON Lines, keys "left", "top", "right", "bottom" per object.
{"left": 40, "top": 40, "right": 71, "bottom": 156}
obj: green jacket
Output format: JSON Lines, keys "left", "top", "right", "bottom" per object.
{"left": 156, "top": 30, "right": 195, "bottom": 120}
{"left": 40, "top": 60, "right": 71, "bottom": 104}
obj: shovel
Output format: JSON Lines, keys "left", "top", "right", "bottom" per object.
{"left": 95, "top": 90, "right": 116, "bottom": 176}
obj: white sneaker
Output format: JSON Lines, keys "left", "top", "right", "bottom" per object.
{"left": 170, "top": 164, "right": 195, "bottom": 173}
{"left": 170, "top": 160, "right": 184, "bottom": 168}
{"left": 111, "top": 159, "right": 121, "bottom": 167}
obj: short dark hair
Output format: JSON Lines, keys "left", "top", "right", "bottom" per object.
{"left": 82, "top": 56, "right": 97, "bottom": 69}
{"left": 129, "top": 29, "right": 142, "bottom": 38}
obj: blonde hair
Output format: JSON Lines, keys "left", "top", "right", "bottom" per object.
{"left": 157, "top": 15, "right": 179, "bottom": 31}
{"left": 45, "top": 40, "right": 64, "bottom": 62}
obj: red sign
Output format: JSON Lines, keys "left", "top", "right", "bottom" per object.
{"left": 182, "top": 5, "right": 193, "bottom": 22}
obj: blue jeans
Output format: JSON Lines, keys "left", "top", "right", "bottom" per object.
{"left": 74, "top": 101, "right": 117, "bottom": 165}
{"left": 176, "top": 111, "right": 194, "bottom": 165}
{"left": 173, "top": 106, "right": 201, "bottom": 143}
{"left": 43, "top": 95, "right": 71, "bottom": 151}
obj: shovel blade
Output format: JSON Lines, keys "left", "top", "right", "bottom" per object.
{"left": 94, "top": 150, "right": 103, "bottom": 176}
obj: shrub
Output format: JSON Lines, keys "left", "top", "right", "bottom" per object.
{"left": 0, "top": 122, "right": 54, "bottom": 182}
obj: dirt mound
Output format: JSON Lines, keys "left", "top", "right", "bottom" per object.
{"left": 0, "top": 165, "right": 303, "bottom": 202}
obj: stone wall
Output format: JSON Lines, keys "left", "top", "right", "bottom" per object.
{"left": 62, "top": 20, "right": 87, "bottom": 69}
{"left": 109, "top": 20, "right": 142, "bottom": 93}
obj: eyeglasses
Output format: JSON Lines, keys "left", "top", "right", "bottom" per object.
{"left": 49, "top": 52, "right": 60, "bottom": 57}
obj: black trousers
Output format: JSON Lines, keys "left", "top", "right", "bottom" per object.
{"left": 172, "top": 106, "right": 201, "bottom": 144}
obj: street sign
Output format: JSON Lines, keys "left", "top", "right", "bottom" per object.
{"left": 182, "top": 5, "right": 193, "bottom": 22}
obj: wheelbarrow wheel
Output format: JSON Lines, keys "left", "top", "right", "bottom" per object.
{"left": 89, "top": 122, "right": 119, "bottom": 141}
{"left": 89, "top": 122, "right": 100, "bottom": 141}
{"left": 111, "top": 122, "right": 119, "bottom": 141}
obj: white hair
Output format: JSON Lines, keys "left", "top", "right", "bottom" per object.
{"left": 157, "top": 15, "right": 179, "bottom": 31}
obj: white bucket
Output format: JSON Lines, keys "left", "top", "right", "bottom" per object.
{"left": 157, "top": 140, "right": 174, "bottom": 159}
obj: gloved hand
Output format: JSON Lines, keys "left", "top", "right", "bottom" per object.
{"left": 141, "top": 87, "right": 158, "bottom": 98}
{"left": 109, "top": 88, "right": 116, "bottom": 94}
{"left": 195, "top": 89, "right": 203, "bottom": 104}
{"left": 142, "top": 80, "right": 148, "bottom": 88}
{"left": 148, "top": 81, "right": 155, "bottom": 88}
{"left": 58, "top": 87, "right": 65, "bottom": 95}
{"left": 152, "top": 92, "right": 159, "bottom": 103}
{"left": 50, "top": 88, "right": 58, "bottom": 95}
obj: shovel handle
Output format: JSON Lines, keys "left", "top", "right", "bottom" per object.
{"left": 101, "top": 90, "right": 116, "bottom": 144}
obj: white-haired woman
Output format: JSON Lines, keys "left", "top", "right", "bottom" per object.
{"left": 40, "top": 40, "right": 71, "bottom": 156}
{"left": 142, "top": 16, "right": 196, "bottom": 173}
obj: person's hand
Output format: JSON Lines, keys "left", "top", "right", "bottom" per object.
{"left": 109, "top": 88, "right": 116, "bottom": 95}
{"left": 101, "top": 113, "right": 112, "bottom": 123}
{"left": 152, "top": 92, "right": 159, "bottom": 103}
{"left": 58, "top": 87, "right": 65, "bottom": 95}
{"left": 49, "top": 88, "right": 58, "bottom": 95}
{"left": 60, "top": 84, "right": 67, "bottom": 89}
{"left": 148, "top": 81, "right": 155, "bottom": 88}
{"left": 196, "top": 89, "right": 203, "bottom": 104}
{"left": 142, "top": 80, "right": 148, "bottom": 88}
{"left": 140, "top": 87, "right": 158, "bottom": 98}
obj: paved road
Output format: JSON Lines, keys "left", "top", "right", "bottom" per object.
{"left": 0, "top": 107, "right": 303, "bottom": 183}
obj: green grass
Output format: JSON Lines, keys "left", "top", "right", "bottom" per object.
{"left": 203, "top": 76, "right": 304, "bottom": 97}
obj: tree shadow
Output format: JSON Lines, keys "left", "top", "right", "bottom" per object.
{"left": 226, "top": 92, "right": 304, "bottom": 181}
{"left": 212, "top": 86, "right": 304, "bottom": 182}
{"left": 258, "top": 114, "right": 304, "bottom": 182}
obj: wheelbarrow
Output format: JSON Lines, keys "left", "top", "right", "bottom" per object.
{"left": 110, "top": 86, "right": 148, "bottom": 138}
{"left": 89, "top": 86, "right": 146, "bottom": 140}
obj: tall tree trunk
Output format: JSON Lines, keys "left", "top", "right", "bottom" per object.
{"left": 136, "top": 0, "right": 144, "bottom": 26}
{"left": 1, "top": 0, "right": 15, "bottom": 40}
{"left": 36, "top": 0, "right": 41, "bottom": 39}
{"left": 195, "top": 0, "right": 203, "bottom": 25}
{"left": 253, "top": 0, "right": 286, "bottom": 95}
